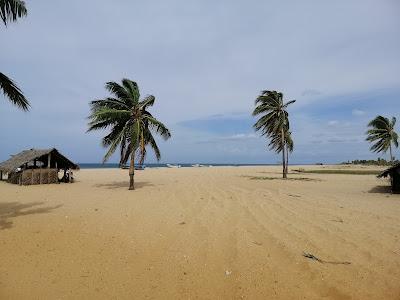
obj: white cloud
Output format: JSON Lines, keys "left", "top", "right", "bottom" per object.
{"left": 352, "top": 109, "right": 366, "bottom": 116}
{"left": 328, "top": 120, "right": 339, "bottom": 126}
{"left": 1, "top": 0, "right": 399, "bottom": 163}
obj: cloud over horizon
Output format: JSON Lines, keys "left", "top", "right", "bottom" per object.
{"left": 1, "top": 0, "right": 399, "bottom": 163}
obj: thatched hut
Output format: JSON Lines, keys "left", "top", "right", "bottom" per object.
{"left": 0, "top": 148, "right": 79, "bottom": 185}
{"left": 378, "top": 163, "right": 400, "bottom": 194}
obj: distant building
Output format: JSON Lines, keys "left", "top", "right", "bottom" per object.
{"left": 378, "top": 163, "right": 400, "bottom": 194}
{"left": 0, "top": 148, "right": 79, "bottom": 185}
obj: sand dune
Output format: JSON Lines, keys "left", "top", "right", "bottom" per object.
{"left": 0, "top": 166, "right": 399, "bottom": 299}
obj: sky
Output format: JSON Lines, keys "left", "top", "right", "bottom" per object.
{"left": 1, "top": 0, "right": 399, "bottom": 164}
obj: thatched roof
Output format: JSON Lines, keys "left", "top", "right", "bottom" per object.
{"left": 0, "top": 148, "right": 79, "bottom": 173}
{"left": 377, "top": 163, "right": 400, "bottom": 178}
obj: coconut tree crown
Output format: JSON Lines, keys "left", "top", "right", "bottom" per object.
{"left": 0, "top": 0, "right": 27, "bottom": 26}
{"left": 366, "top": 115, "right": 398, "bottom": 162}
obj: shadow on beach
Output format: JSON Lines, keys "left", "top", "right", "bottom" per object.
{"left": 368, "top": 185, "right": 392, "bottom": 194}
{"left": 93, "top": 181, "right": 154, "bottom": 190}
{"left": 0, "top": 201, "right": 62, "bottom": 230}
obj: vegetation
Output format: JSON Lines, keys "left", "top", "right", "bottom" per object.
{"left": 366, "top": 116, "right": 398, "bottom": 163}
{"left": 0, "top": 0, "right": 27, "bottom": 25}
{"left": 252, "top": 91, "right": 295, "bottom": 178}
{"left": 1, "top": 0, "right": 29, "bottom": 111}
{"left": 244, "top": 175, "right": 319, "bottom": 182}
{"left": 342, "top": 158, "right": 399, "bottom": 166}
{"left": 87, "top": 79, "right": 171, "bottom": 190}
{"left": 294, "top": 169, "right": 381, "bottom": 175}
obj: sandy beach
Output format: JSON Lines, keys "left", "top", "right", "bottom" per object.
{"left": 0, "top": 166, "right": 399, "bottom": 299}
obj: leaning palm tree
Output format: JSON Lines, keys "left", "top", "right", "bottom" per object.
{"left": 1, "top": 0, "right": 29, "bottom": 110}
{"left": 366, "top": 115, "right": 398, "bottom": 163}
{"left": 88, "top": 79, "right": 171, "bottom": 190}
{"left": 253, "top": 91, "right": 295, "bottom": 178}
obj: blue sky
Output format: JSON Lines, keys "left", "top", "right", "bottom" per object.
{"left": 1, "top": 0, "right": 399, "bottom": 164}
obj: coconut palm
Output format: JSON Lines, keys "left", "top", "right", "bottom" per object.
{"left": 253, "top": 91, "right": 295, "bottom": 178}
{"left": 0, "top": 0, "right": 27, "bottom": 25}
{"left": 1, "top": 0, "right": 29, "bottom": 111}
{"left": 366, "top": 115, "right": 398, "bottom": 163}
{"left": 87, "top": 79, "right": 171, "bottom": 190}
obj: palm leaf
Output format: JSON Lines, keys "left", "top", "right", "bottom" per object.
{"left": 0, "top": 0, "right": 27, "bottom": 26}
{"left": 0, "top": 72, "right": 29, "bottom": 110}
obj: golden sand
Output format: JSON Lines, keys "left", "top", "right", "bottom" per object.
{"left": 0, "top": 166, "right": 399, "bottom": 299}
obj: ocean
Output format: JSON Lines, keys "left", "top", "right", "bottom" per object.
{"left": 78, "top": 163, "right": 278, "bottom": 169}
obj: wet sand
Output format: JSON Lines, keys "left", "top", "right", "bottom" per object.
{"left": 0, "top": 166, "right": 399, "bottom": 299}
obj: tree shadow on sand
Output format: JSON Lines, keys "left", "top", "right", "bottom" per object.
{"left": 93, "top": 181, "right": 154, "bottom": 190}
{"left": 0, "top": 202, "right": 62, "bottom": 230}
{"left": 368, "top": 185, "right": 392, "bottom": 194}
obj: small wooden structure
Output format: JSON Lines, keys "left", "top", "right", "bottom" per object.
{"left": 0, "top": 148, "right": 79, "bottom": 185}
{"left": 378, "top": 163, "right": 400, "bottom": 194}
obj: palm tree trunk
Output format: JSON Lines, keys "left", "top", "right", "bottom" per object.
{"left": 129, "top": 150, "right": 135, "bottom": 190}
{"left": 281, "top": 128, "right": 286, "bottom": 179}
{"left": 389, "top": 143, "right": 393, "bottom": 164}
{"left": 285, "top": 145, "right": 289, "bottom": 176}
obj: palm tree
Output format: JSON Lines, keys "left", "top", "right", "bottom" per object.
{"left": 253, "top": 91, "right": 295, "bottom": 178}
{"left": 0, "top": 0, "right": 27, "bottom": 25}
{"left": 1, "top": 0, "right": 29, "bottom": 111}
{"left": 87, "top": 79, "right": 171, "bottom": 190}
{"left": 366, "top": 115, "right": 398, "bottom": 163}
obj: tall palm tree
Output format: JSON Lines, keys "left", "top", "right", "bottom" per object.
{"left": 87, "top": 79, "right": 171, "bottom": 190}
{"left": 366, "top": 115, "right": 398, "bottom": 163}
{"left": 253, "top": 91, "right": 295, "bottom": 178}
{"left": 1, "top": 0, "right": 29, "bottom": 110}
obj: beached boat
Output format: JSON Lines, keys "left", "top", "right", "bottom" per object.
{"left": 166, "top": 164, "right": 181, "bottom": 168}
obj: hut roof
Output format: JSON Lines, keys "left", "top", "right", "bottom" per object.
{"left": 0, "top": 148, "right": 79, "bottom": 173}
{"left": 377, "top": 163, "right": 400, "bottom": 178}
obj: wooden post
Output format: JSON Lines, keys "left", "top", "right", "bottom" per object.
{"left": 48, "top": 153, "right": 51, "bottom": 169}
{"left": 0, "top": 171, "right": 2, "bottom": 181}
{"left": 34, "top": 159, "right": 37, "bottom": 168}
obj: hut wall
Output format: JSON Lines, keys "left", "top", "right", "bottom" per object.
{"left": 21, "top": 170, "right": 33, "bottom": 185}
{"left": 32, "top": 170, "right": 41, "bottom": 185}
{"left": 40, "top": 169, "right": 49, "bottom": 184}
{"left": 16, "top": 168, "right": 59, "bottom": 185}
{"left": 7, "top": 172, "right": 20, "bottom": 184}
{"left": 48, "top": 169, "right": 58, "bottom": 184}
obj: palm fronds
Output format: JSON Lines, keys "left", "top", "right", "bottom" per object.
{"left": 0, "top": 72, "right": 29, "bottom": 111}
{"left": 0, "top": 0, "right": 27, "bottom": 26}
{"left": 366, "top": 115, "right": 398, "bottom": 162}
